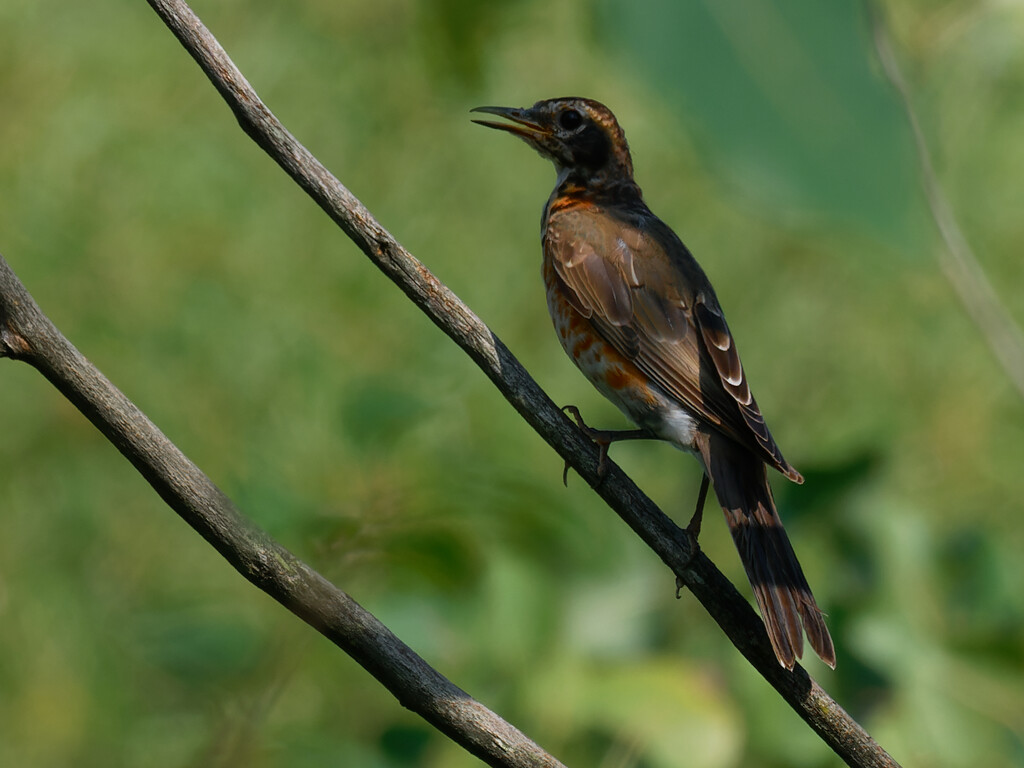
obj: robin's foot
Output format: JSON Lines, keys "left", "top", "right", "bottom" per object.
{"left": 676, "top": 474, "right": 710, "bottom": 597}
{"left": 562, "top": 405, "right": 611, "bottom": 480}
{"left": 560, "top": 405, "right": 653, "bottom": 484}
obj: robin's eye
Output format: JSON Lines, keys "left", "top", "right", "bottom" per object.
{"left": 559, "top": 109, "right": 583, "bottom": 131}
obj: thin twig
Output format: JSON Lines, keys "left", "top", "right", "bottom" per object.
{"left": 139, "top": 1, "right": 899, "bottom": 765}
{"left": 869, "top": 1, "right": 1024, "bottom": 399}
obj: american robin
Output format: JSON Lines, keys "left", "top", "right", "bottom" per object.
{"left": 473, "top": 97, "right": 835, "bottom": 670}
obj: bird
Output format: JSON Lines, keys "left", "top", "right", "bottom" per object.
{"left": 472, "top": 97, "right": 835, "bottom": 670}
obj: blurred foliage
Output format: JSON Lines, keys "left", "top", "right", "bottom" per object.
{"left": 1, "top": 0, "right": 1023, "bottom": 766}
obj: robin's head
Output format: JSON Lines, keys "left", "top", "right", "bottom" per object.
{"left": 472, "top": 98, "right": 634, "bottom": 187}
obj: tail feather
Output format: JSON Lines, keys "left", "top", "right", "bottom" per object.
{"left": 701, "top": 433, "right": 835, "bottom": 669}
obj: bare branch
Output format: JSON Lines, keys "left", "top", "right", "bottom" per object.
{"left": 868, "top": 0, "right": 1024, "bottom": 400}
{"left": 140, "top": 2, "right": 900, "bottom": 765}
{"left": 0, "top": 0, "right": 901, "bottom": 765}
{"left": 0, "top": 258, "right": 565, "bottom": 768}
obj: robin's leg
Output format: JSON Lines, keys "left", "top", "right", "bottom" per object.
{"left": 561, "top": 405, "right": 655, "bottom": 484}
{"left": 676, "top": 473, "right": 710, "bottom": 597}
{"left": 686, "top": 473, "right": 710, "bottom": 538}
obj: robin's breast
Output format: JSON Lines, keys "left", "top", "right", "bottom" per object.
{"left": 542, "top": 256, "right": 699, "bottom": 451}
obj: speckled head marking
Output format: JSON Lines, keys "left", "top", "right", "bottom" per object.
{"left": 472, "top": 98, "right": 635, "bottom": 189}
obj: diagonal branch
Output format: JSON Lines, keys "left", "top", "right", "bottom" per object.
{"left": 142, "top": 2, "right": 900, "bottom": 765}
{"left": 0, "top": 256, "right": 565, "bottom": 768}
{"left": 0, "top": 0, "right": 900, "bottom": 765}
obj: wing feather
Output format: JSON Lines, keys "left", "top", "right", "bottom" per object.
{"left": 545, "top": 204, "right": 801, "bottom": 481}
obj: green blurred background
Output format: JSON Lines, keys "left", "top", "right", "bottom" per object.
{"left": 1, "top": 0, "right": 1023, "bottom": 766}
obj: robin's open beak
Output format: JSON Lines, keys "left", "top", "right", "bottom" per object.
{"left": 471, "top": 106, "right": 550, "bottom": 141}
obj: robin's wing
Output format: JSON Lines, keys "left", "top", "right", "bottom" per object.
{"left": 545, "top": 204, "right": 802, "bottom": 482}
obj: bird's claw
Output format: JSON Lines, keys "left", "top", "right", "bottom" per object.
{"left": 674, "top": 530, "right": 701, "bottom": 598}
{"left": 561, "top": 404, "right": 613, "bottom": 482}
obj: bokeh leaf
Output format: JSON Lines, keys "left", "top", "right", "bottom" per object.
{"left": 594, "top": 0, "right": 928, "bottom": 247}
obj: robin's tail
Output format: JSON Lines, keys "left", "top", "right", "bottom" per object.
{"left": 700, "top": 433, "right": 835, "bottom": 670}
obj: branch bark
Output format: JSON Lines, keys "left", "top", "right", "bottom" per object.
{"left": 144, "top": 2, "right": 902, "bottom": 764}
{"left": 0, "top": 259, "right": 565, "bottom": 768}
{"left": 0, "top": 0, "right": 901, "bottom": 765}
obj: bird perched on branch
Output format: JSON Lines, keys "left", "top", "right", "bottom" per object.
{"left": 472, "top": 97, "right": 834, "bottom": 669}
